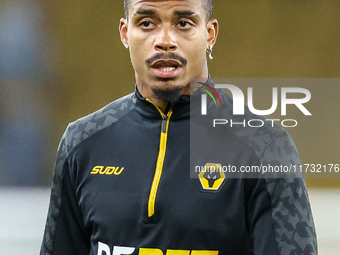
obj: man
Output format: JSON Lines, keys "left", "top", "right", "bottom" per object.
{"left": 41, "top": 1, "right": 317, "bottom": 254}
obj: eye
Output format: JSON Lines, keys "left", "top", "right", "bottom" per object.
{"left": 141, "top": 21, "right": 151, "bottom": 27}
{"left": 177, "top": 21, "right": 193, "bottom": 29}
{"left": 140, "top": 21, "right": 156, "bottom": 29}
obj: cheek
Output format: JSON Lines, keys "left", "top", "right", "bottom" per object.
{"left": 186, "top": 44, "right": 207, "bottom": 67}
{"left": 128, "top": 36, "right": 150, "bottom": 71}
{"left": 180, "top": 32, "right": 208, "bottom": 67}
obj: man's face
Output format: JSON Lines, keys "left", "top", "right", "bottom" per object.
{"left": 120, "top": 0, "right": 218, "bottom": 104}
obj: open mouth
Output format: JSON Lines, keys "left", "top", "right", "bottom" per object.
{"left": 159, "top": 67, "right": 177, "bottom": 72}
{"left": 151, "top": 60, "right": 182, "bottom": 78}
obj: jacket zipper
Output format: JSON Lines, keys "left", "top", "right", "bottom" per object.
{"left": 146, "top": 99, "right": 173, "bottom": 217}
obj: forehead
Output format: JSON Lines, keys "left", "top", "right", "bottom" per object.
{"left": 128, "top": 0, "right": 205, "bottom": 17}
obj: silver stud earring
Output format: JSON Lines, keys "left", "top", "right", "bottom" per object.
{"left": 207, "top": 46, "right": 213, "bottom": 60}
{"left": 124, "top": 44, "right": 129, "bottom": 49}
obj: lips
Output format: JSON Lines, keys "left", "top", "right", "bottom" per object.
{"left": 151, "top": 60, "right": 182, "bottom": 78}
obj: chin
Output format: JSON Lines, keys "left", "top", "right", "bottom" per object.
{"left": 151, "top": 83, "right": 186, "bottom": 105}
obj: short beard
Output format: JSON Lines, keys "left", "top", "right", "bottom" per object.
{"left": 151, "top": 84, "right": 185, "bottom": 106}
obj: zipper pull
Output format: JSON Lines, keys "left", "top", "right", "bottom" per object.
{"left": 161, "top": 115, "right": 168, "bottom": 133}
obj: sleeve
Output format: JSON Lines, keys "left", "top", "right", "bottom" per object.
{"left": 40, "top": 130, "right": 91, "bottom": 255}
{"left": 246, "top": 131, "right": 317, "bottom": 255}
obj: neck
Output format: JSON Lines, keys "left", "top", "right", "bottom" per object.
{"left": 137, "top": 83, "right": 189, "bottom": 112}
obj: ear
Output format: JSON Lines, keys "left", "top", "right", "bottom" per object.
{"left": 206, "top": 19, "right": 219, "bottom": 49}
{"left": 119, "top": 18, "right": 129, "bottom": 48}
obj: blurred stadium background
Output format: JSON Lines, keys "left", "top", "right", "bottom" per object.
{"left": 0, "top": 0, "right": 339, "bottom": 254}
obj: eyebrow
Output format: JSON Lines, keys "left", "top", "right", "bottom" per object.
{"left": 135, "top": 9, "right": 156, "bottom": 16}
{"left": 133, "top": 9, "right": 200, "bottom": 19}
{"left": 174, "top": 10, "right": 197, "bottom": 17}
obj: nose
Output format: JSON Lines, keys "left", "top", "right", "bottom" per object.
{"left": 154, "top": 25, "right": 177, "bottom": 51}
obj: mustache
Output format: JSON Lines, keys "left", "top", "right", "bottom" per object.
{"left": 145, "top": 52, "right": 188, "bottom": 67}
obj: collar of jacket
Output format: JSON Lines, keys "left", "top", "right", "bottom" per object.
{"left": 134, "top": 75, "right": 215, "bottom": 120}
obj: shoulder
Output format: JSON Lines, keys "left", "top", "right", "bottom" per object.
{"left": 61, "top": 92, "right": 136, "bottom": 155}
{"left": 216, "top": 89, "right": 298, "bottom": 161}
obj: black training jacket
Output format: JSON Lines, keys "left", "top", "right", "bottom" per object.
{"left": 40, "top": 77, "right": 317, "bottom": 255}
